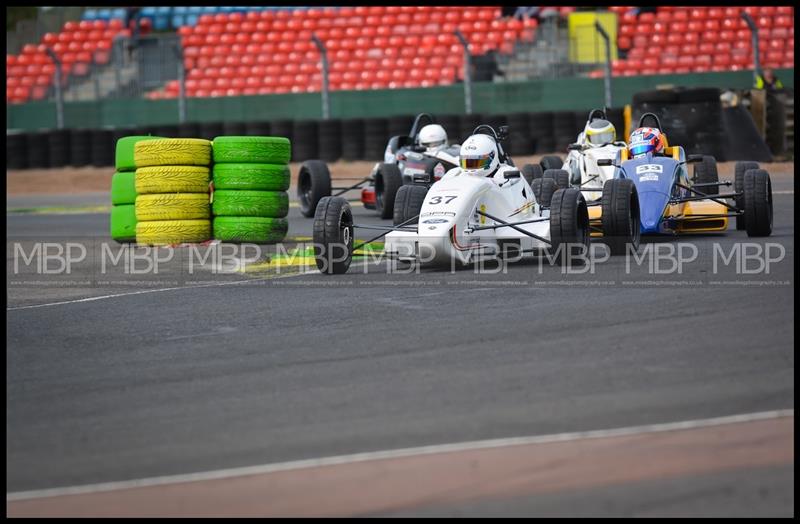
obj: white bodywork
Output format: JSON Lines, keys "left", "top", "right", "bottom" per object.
{"left": 384, "top": 164, "right": 553, "bottom": 266}
{"left": 563, "top": 141, "right": 626, "bottom": 202}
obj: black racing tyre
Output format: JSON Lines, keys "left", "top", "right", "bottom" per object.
{"left": 70, "top": 129, "right": 92, "bottom": 167}
{"left": 539, "top": 155, "right": 563, "bottom": 171}
{"left": 244, "top": 121, "right": 271, "bottom": 136}
{"left": 7, "top": 132, "right": 28, "bottom": 170}
{"left": 212, "top": 136, "right": 291, "bottom": 164}
{"left": 677, "top": 87, "right": 721, "bottom": 104}
{"left": 47, "top": 129, "right": 71, "bottom": 168}
{"left": 213, "top": 216, "right": 288, "bottom": 244}
{"left": 297, "top": 159, "right": 332, "bottom": 218}
{"left": 549, "top": 187, "right": 590, "bottom": 264}
{"left": 213, "top": 163, "right": 290, "bottom": 191}
{"left": 632, "top": 89, "right": 679, "bottom": 105}
{"left": 341, "top": 118, "right": 365, "bottom": 160}
{"left": 318, "top": 119, "right": 343, "bottom": 162}
{"left": 521, "top": 163, "right": 543, "bottom": 186}
{"left": 533, "top": 178, "right": 558, "bottom": 207}
{"left": 601, "top": 178, "right": 640, "bottom": 256}
{"left": 222, "top": 121, "right": 246, "bottom": 137}
{"left": 692, "top": 155, "right": 719, "bottom": 195}
{"left": 374, "top": 162, "right": 403, "bottom": 219}
{"left": 313, "top": 196, "right": 354, "bottom": 274}
{"left": 743, "top": 169, "right": 773, "bottom": 237}
{"left": 393, "top": 184, "right": 428, "bottom": 226}
{"left": 734, "top": 161, "right": 759, "bottom": 230}
{"left": 212, "top": 190, "right": 289, "bottom": 218}
{"left": 26, "top": 131, "right": 49, "bottom": 169}
{"left": 292, "top": 120, "right": 319, "bottom": 161}
{"left": 543, "top": 168, "right": 570, "bottom": 189}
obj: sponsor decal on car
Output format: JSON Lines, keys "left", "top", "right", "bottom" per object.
{"left": 422, "top": 218, "right": 449, "bottom": 224}
{"left": 421, "top": 211, "right": 457, "bottom": 217}
{"left": 636, "top": 164, "right": 663, "bottom": 174}
{"left": 434, "top": 163, "right": 445, "bottom": 178}
{"left": 640, "top": 174, "right": 659, "bottom": 182}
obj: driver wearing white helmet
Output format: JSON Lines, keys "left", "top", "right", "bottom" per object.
{"left": 417, "top": 124, "right": 448, "bottom": 153}
{"left": 459, "top": 133, "right": 502, "bottom": 182}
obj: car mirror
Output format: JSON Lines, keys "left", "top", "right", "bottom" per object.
{"left": 503, "top": 170, "right": 521, "bottom": 179}
{"left": 686, "top": 154, "right": 704, "bottom": 163}
{"left": 597, "top": 159, "right": 614, "bottom": 166}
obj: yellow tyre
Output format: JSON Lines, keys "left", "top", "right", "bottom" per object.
{"left": 135, "top": 193, "right": 210, "bottom": 221}
{"left": 133, "top": 138, "right": 212, "bottom": 168}
{"left": 135, "top": 166, "right": 210, "bottom": 194}
{"left": 136, "top": 219, "right": 211, "bottom": 245}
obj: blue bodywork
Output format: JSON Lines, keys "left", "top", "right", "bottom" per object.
{"left": 614, "top": 150, "right": 691, "bottom": 234}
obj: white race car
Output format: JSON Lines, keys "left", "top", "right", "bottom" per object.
{"left": 541, "top": 109, "right": 628, "bottom": 202}
{"left": 311, "top": 125, "right": 637, "bottom": 274}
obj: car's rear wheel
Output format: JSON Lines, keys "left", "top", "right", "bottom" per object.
{"left": 601, "top": 178, "right": 640, "bottom": 256}
{"left": 743, "top": 168, "right": 773, "bottom": 237}
{"left": 521, "top": 163, "right": 543, "bottom": 186}
{"left": 297, "top": 160, "right": 332, "bottom": 218}
{"left": 544, "top": 168, "right": 570, "bottom": 189}
{"left": 540, "top": 155, "right": 563, "bottom": 171}
{"left": 734, "top": 161, "right": 759, "bottom": 230}
{"left": 693, "top": 155, "right": 719, "bottom": 195}
{"left": 549, "top": 187, "right": 589, "bottom": 264}
{"left": 532, "top": 177, "right": 557, "bottom": 208}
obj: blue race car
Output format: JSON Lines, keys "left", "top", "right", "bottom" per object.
{"left": 590, "top": 113, "right": 773, "bottom": 254}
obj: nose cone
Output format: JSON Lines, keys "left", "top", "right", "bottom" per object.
{"left": 638, "top": 191, "right": 669, "bottom": 233}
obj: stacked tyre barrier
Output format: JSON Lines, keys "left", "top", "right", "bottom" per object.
{"left": 8, "top": 108, "right": 643, "bottom": 170}
{"left": 211, "top": 137, "right": 291, "bottom": 244}
{"left": 133, "top": 138, "right": 214, "bottom": 245}
{"left": 109, "top": 136, "right": 164, "bottom": 243}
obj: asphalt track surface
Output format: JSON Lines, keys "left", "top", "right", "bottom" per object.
{"left": 6, "top": 173, "right": 795, "bottom": 516}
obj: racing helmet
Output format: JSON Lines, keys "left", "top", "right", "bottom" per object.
{"left": 628, "top": 127, "right": 665, "bottom": 157}
{"left": 459, "top": 133, "right": 499, "bottom": 177}
{"left": 584, "top": 119, "right": 616, "bottom": 146}
{"left": 418, "top": 124, "right": 448, "bottom": 151}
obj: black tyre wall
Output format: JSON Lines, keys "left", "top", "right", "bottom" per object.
{"left": 27, "top": 131, "right": 50, "bottom": 169}
{"left": 318, "top": 119, "right": 342, "bottom": 162}
{"left": 69, "top": 129, "right": 92, "bottom": 167}
{"left": 292, "top": 120, "right": 319, "bottom": 161}
{"left": 363, "top": 117, "right": 389, "bottom": 160}
{"left": 341, "top": 118, "right": 365, "bottom": 160}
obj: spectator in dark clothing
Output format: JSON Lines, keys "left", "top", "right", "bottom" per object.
{"left": 472, "top": 51, "right": 505, "bottom": 82}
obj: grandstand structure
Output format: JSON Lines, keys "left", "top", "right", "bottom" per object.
{"left": 5, "top": 6, "right": 795, "bottom": 105}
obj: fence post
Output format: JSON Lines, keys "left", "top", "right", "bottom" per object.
{"left": 454, "top": 30, "right": 473, "bottom": 115}
{"left": 311, "top": 34, "right": 330, "bottom": 120}
{"left": 741, "top": 12, "right": 760, "bottom": 87}
{"left": 44, "top": 46, "right": 64, "bottom": 129}
{"left": 173, "top": 41, "right": 186, "bottom": 123}
{"left": 594, "top": 21, "right": 612, "bottom": 109}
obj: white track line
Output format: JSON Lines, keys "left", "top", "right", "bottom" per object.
{"left": 6, "top": 268, "right": 322, "bottom": 311}
{"left": 6, "top": 409, "right": 792, "bottom": 502}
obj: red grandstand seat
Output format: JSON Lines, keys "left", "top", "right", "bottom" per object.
{"left": 683, "top": 32, "right": 699, "bottom": 44}
{"left": 687, "top": 20, "right": 703, "bottom": 33}
{"left": 698, "top": 42, "right": 715, "bottom": 54}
